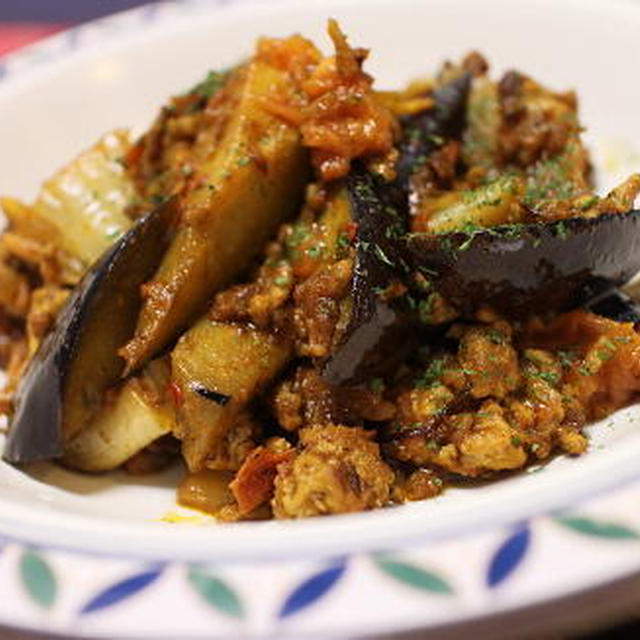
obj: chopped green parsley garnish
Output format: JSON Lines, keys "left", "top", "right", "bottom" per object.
{"left": 185, "top": 69, "right": 228, "bottom": 100}
{"left": 337, "top": 230, "right": 351, "bottom": 250}
{"left": 554, "top": 221, "right": 568, "bottom": 239}
{"left": 273, "top": 275, "right": 291, "bottom": 287}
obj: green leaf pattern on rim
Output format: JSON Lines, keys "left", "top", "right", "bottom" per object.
{"left": 554, "top": 515, "right": 640, "bottom": 540}
{"left": 187, "top": 567, "right": 244, "bottom": 618}
{"left": 373, "top": 556, "right": 454, "bottom": 594}
{"left": 19, "top": 549, "right": 56, "bottom": 608}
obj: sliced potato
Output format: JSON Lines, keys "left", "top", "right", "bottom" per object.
{"left": 63, "top": 360, "right": 174, "bottom": 472}
{"left": 419, "top": 175, "right": 525, "bottom": 234}
{"left": 171, "top": 320, "right": 291, "bottom": 472}
{"left": 0, "top": 261, "right": 30, "bottom": 317}
{"left": 121, "top": 60, "right": 309, "bottom": 372}
{"left": 170, "top": 186, "right": 352, "bottom": 472}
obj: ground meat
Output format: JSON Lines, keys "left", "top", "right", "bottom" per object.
{"left": 394, "top": 383, "right": 454, "bottom": 427}
{"left": 389, "top": 401, "right": 527, "bottom": 476}
{"left": 408, "top": 142, "right": 461, "bottom": 219}
{"left": 272, "top": 367, "right": 338, "bottom": 430}
{"left": 457, "top": 322, "right": 521, "bottom": 399}
{"left": 272, "top": 425, "right": 393, "bottom": 518}
{"left": 555, "top": 426, "right": 588, "bottom": 455}
{"left": 497, "top": 71, "right": 580, "bottom": 168}
{"left": 205, "top": 411, "right": 259, "bottom": 472}
{"left": 0, "top": 331, "right": 27, "bottom": 414}
{"left": 506, "top": 366, "right": 570, "bottom": 460}
{"left": 391, "top": 468, "right": 444, "bottom": 503}
{"left": 25, "top": 286, "right": 69, "bottom": 355}
{"left": 446, "top": 404, "right": 527, "bottom": 474}
{"left": 0, "top": 260, "right": 30, "bottom": 318}
{"left": 271, "top": 366, "right": 395, "bottom": 432}
{"left": 522, "top": 311, "right": 640, "bottom": 420}
{"left": 293, "top": 258, "right": 352, "bottom": 358}
{"left": 209, "top": 244, "right": 293, "bottom": 330}
{"left": 384, "top": 317, "right": 598, "bottom": 476}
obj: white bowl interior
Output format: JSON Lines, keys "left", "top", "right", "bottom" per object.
{"left": 0, "top": 0, "right": 640, "bottom": 561}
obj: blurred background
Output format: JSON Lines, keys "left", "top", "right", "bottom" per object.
{"left": 0, "top": 1, "right": 161, "bottom": 56}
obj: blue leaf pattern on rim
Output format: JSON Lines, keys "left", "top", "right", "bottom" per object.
{"left": 487, "top": 524, "right": 531, "bottom": 588}
{"left": 79, "top": 566, "right": 164, "bottom": 615}
{"left": 278, "top": 560, "right": 347, "bottom": 619}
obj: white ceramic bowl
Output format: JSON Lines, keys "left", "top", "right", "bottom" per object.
{"left": 1, "top": 1, "right": 640, "bottom": 637}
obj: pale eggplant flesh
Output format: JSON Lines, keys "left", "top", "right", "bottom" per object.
{"left": 320, "top": 74, "right": 471, "bottom": 386}
{"left": 407, "top": 210, "right": 640, "bottom": 318}
{"left": 3, "top": 199, "right": 176, "bottom": 463}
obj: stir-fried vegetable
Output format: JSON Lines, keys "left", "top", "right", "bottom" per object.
{"left": 120, "top": 59, "right": 310, "bottom": 373}
{"left": 2, "top": 23, "right": 640, "bottom": 524}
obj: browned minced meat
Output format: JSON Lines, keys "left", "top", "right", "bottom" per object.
{"left": 457, "top": 321, "right": 521, "bottom": 399}
{"left": 272, "top": 425, "right": 394, "bottom": 518}
{"left": 408, "top": 141, "right": 462, "bottom": 219}
{"left": 271, "top": 366, "right": 395, "bottom": 432}
{"left": 293, "top": 258, "right": 353, "bottom": 358}
{"left": 0, "top": 221, "right": 74, "bottom": 412}
{"left": 384, "top": 311, "right": 640, "bottom": 479}
{"left": 391, "top": 468, "right": 444, "bottom": 503}
{"left": 497, "top": 71, "right": 581, "bottom": 168}
{"left": 209, "top": 240, "right": 295, "bottom": 331}
{"left": 522, "top": 311, "right": 640, "bottom": 420}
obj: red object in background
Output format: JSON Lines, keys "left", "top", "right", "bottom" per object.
{"left": 0, "top": 22, "right": 68, "bottom": 57}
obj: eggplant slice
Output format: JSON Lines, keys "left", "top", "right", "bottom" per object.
{"left": 3, "top": 199, "right": 176, "bottom": 463}
{"left": 395, "top": 72, "right": 471, "bottom": 189}
{"left": 407, "top": 210, "right": 640, "bottom": 317}
{"left": 320, "top": 74, "right": 471, "bottom": 386}
{"left": 586, "top": 288, "right": 640, "bottom": 324}
{"left": 320, "top": 169, "right": 410, "bottom": 385}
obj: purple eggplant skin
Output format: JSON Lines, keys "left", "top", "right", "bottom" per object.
{"left": 3, "top": 199, "right": 177, "bottom": 463}
{"left": 394, "top": 72, "right": 471, "bottom": 189}
{"left": 585, "top": 289, "right": 640, "bottom": 325}
{"left": 320, "top": 75, "right": 472, "bottom": 386}
{"left": 407, "top": 210, "right": 640, "bottom": 318}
